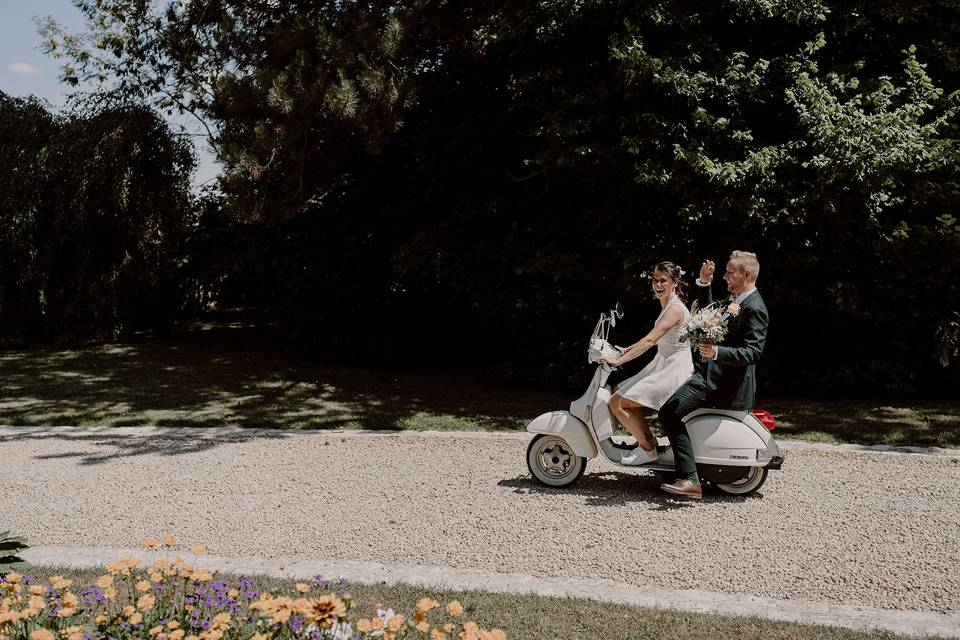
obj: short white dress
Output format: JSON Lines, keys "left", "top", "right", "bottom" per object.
{"left": 614, "top": 297, "right": 695, "bottom": 410}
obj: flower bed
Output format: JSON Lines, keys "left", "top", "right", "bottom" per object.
{"left": 0, "top": 538, "right": 506, "bottom": 640}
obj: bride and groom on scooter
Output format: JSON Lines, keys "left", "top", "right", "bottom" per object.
{"left": 599, "top": 250, "right": 769, "bottom": 499}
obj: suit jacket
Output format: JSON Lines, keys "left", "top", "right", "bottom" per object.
{"left": 694, "top": 283, "right": 769, "bottom": 410}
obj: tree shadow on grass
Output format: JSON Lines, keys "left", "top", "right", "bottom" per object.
{"left": 0, "top": 323, "right": 569, "bottom": 439}
{"left": 0, "top": 431, "right": 295, "bottom": 465}
{"left": 761, "top": 396, "right": 960, "bottom": 448}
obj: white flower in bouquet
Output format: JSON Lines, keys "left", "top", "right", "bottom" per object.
{"left": 680, "top": 302, "right": 730, "bottom": 345}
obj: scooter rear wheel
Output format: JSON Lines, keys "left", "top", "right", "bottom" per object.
{"left": 526, "top": 434, "right": 586, "bottom": 488}
{"left": 712, "top": 466, "right": 768, "bottom": 496}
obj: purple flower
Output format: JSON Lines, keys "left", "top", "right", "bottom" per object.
{"left": 246, "top": 590, "right": 258, "bottom": 599}
{"left": 185, "top": 597, "right": 195, "bottom": 605}
{"left": 291, "top": 616, "right": 303, "bottom": 633}
{"left": 23, "top": 576, "right": 33, "bottom": 584}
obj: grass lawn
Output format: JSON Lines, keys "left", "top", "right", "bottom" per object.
{"left": 1, "top": 323, "right": 957, "bottom": 447}
{"left": 20, "top": 564, "right": 933, "bottom": 640}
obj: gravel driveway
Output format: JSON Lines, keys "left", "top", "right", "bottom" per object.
{"left": 3, "top": 431, "right": 959, "bottom": 613}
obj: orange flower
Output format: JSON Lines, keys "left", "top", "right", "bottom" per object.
{"left": 129, "top": 612, "right": 144, "bottom": 625}
{"left": 49, "top": 576, "right": 72, "bottom": 590}
{"left": 190, "top": 545, "right": 206, "bottom": 555}
{"left": 446, "top": 601, "right": 464, "bottom": 616}
{"left": 163, "top": 535, "right": 176, "bottom": 547}
{"left": 356, "top": 619, "right": 372, "bottom": 633}
{"left": 103, "top": 586, "right": 118, "bottom": 600}
{"left": 295, "top": 583, "right": 311, "bottom": 594}
{"left": 417, "top": 597, "right": 439, "bottom": 613}
{"left": 136, "top": 580, "right": 153, "bottom": 593}
{"left": 144, "top": 537, "right": 159, "bottom": 549}
{"left": 29, "top": 629, "right": 55, "bottom": 640}
{"left": 416, "top": 621, "right": 430, "bottom": 633}
{"left": 490, "top": 629, "right": 507, "bottom": 640}
{"left": 137, "top": 594, "right": 157, "bottom": 611}
{"left": 430, "top": 629, "right": 448, "bottom": 640}
{"left": 4, "top": 573, "right": 22, "bottom": 584}
{"left": 387, "top": 614, "right": 405, "bottom": 631}
{"left": 62, "top": 625, "right": 84, "bottom": 640}
{"left": 96, "top": 576, "right": 113, "bottom": 589}
{"left": 302, "top": 595, "right": 347, "bottom": 627}
{"left": 28, "top": 585, "right": 45, "bottom": 596}
{"left": 169, "top": 631, "right": 185, "bottom": 640}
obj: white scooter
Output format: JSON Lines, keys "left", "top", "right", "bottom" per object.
{"left": 525, "top": 303, "right": 784, "bottom": 496}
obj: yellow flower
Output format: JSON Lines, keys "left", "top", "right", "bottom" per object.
{"left": 148, "top": 626, "right": 164, "bottom": 637}
{"left": 129, "top": 612, "right": 144, "bottom": 625}
{"left": 95, "top": 614, "right": 108, "bottom": 626}
{"left": 163, "top": 535, "right": 176, "bottom": 547}
{"left": 167, "top": 621, "right": 181, "bottom": 630}
{"left": 149, "top": 571, "right": 164, "bottom": 583}
{"left": 103, "top": 586, "right": 118, "bottom": 600}
{"left": 430, "top": 629, "right": 448, "bottom": 640}
{"left": 371, "top": 617, "right": 384, "bottom": 630}
{"left": 168, "top": 631, "right": 185, "bottom": 640}
{"left": 446, "top": 601, "right": 464, "bottom": 617}
{"left": 416, "top": 597, "right": 439, "bottom": 613}
{"left": 4, "top": 573, "right": 21, "bottom": 584}
{"left": 192, "top": 571, "right": 213, "bottom": 583}
{"left": 138, "top": 594, "right": 157, "bottom": 611}
{"left": 387, "top": 614, "right": 405, "bottom": 632}
{"left": 190, "top": 545, "right": 206, "bottom": 555}
{"left": 416, "top": 621, "right": 430, "bottom": 633}
{"left": 96, "top": 575, "right": 113, "bottom": 589}
{"left": 295, "top": 583, "right": 311, "bottom": 594}
{"left": 144, "top": 537, "right": 159, "bottom": 549}
{"left": 28, "top": 585, "right": 45, "bottom": 596}
{"left": 30, "top": 629, "right": 55, "bottom": 640}
{"left": 49, "top": 576, "right": 72, "bottom": 590}
{"left": 227, "top": 589, "right": 239, "bottom": 599}
{"left": 136, "top": 580, "right": 153, "bottom": 593}
{"left": 356, "top": 619, "right": 372, "bottom": 633}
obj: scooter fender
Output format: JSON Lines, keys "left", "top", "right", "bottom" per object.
{"left": 685, "top": 413, "right": 767, "bottom": 466}
{"left": 526, "top": 411, "right": 598, "bottom": 459}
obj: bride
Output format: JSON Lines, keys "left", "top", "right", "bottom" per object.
{"left": 600, "top": 261, "right": 694, "bottom": 465}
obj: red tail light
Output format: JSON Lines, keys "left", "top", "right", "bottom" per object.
{"left": 751, "top": 409, "right": 776, "bottom": 431}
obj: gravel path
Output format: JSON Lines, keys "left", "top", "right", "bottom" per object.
{"left": 3, "top": 431, "right": 959, "bottom": 613}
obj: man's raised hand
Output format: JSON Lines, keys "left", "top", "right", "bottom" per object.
{"left": 699, "top": 259, "right": 715, "bottom": 284}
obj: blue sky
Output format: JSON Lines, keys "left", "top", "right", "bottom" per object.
{"left": 1, "top": 0, "right": 220, "bottom": 187}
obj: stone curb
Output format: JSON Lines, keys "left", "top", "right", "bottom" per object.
{"left": 22, "top": 546, "right": 960, "bottom": 638}
{"left": 2, "top": 425, "right": 959, "bottom": 458}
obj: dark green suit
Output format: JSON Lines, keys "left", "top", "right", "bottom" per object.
{"left": 659, "top": 283, "right": 769, "bottom": 481}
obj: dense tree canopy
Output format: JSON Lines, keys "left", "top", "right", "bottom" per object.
{"left": 23, "top": 0, "right": 960, "bottom": 392}
{"left": 0, "top": 94, "right": 194, "bottom": 344}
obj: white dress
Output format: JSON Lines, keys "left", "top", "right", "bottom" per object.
{"left": 614, "top": 297, "right": 695, "bottom": 410}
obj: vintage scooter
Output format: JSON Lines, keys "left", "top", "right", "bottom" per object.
{"left": 525, "top": 303, "right": 784, "bottom": 496}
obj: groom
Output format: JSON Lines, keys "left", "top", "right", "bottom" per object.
{"left": 658, "top": 250, "right": 769, "bottom": 499}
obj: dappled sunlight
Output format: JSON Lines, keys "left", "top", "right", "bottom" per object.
{"left": 0, "top": 325, "right": 569, "bottom": 437}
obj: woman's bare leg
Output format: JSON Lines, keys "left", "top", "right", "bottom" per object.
{"left": 611, "top": 395, "right": 656, "bottom": 450}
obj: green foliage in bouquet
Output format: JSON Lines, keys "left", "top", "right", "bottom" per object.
{"left": 0, "top": 531, "right": 28, "bottom": 576}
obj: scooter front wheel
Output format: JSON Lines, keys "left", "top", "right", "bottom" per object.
{"left": 526, "top": 434, "right": 586, "bottom": 488}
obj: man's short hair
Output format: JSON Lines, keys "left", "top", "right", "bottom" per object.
{"left": 730, "top": 250, "right": 760, "bottom": 281}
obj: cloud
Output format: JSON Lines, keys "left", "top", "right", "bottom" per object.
{"left": 9, "top": 62, "right": 41, "bottom": 76}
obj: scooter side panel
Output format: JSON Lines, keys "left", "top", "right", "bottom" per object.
{"left": 688, "top": 415, "right": 766, "bottom": 466}
{"left": 592, "top": 388, "right": 615, "bottom": 441}
{"left": 526, "top": 411, "right": 598, "bottom": 459}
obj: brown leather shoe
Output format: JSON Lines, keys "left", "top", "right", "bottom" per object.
{"left": 660, "top": 479, "right": 703, "bottom": 499}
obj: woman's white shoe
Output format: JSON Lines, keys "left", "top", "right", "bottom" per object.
{"left": 620, "top": 446, "right": 659, "bottom": 465}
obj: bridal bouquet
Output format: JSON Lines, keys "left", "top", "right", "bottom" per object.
{"left": 680, "top": 301, "right": 738, "bottom": 346}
